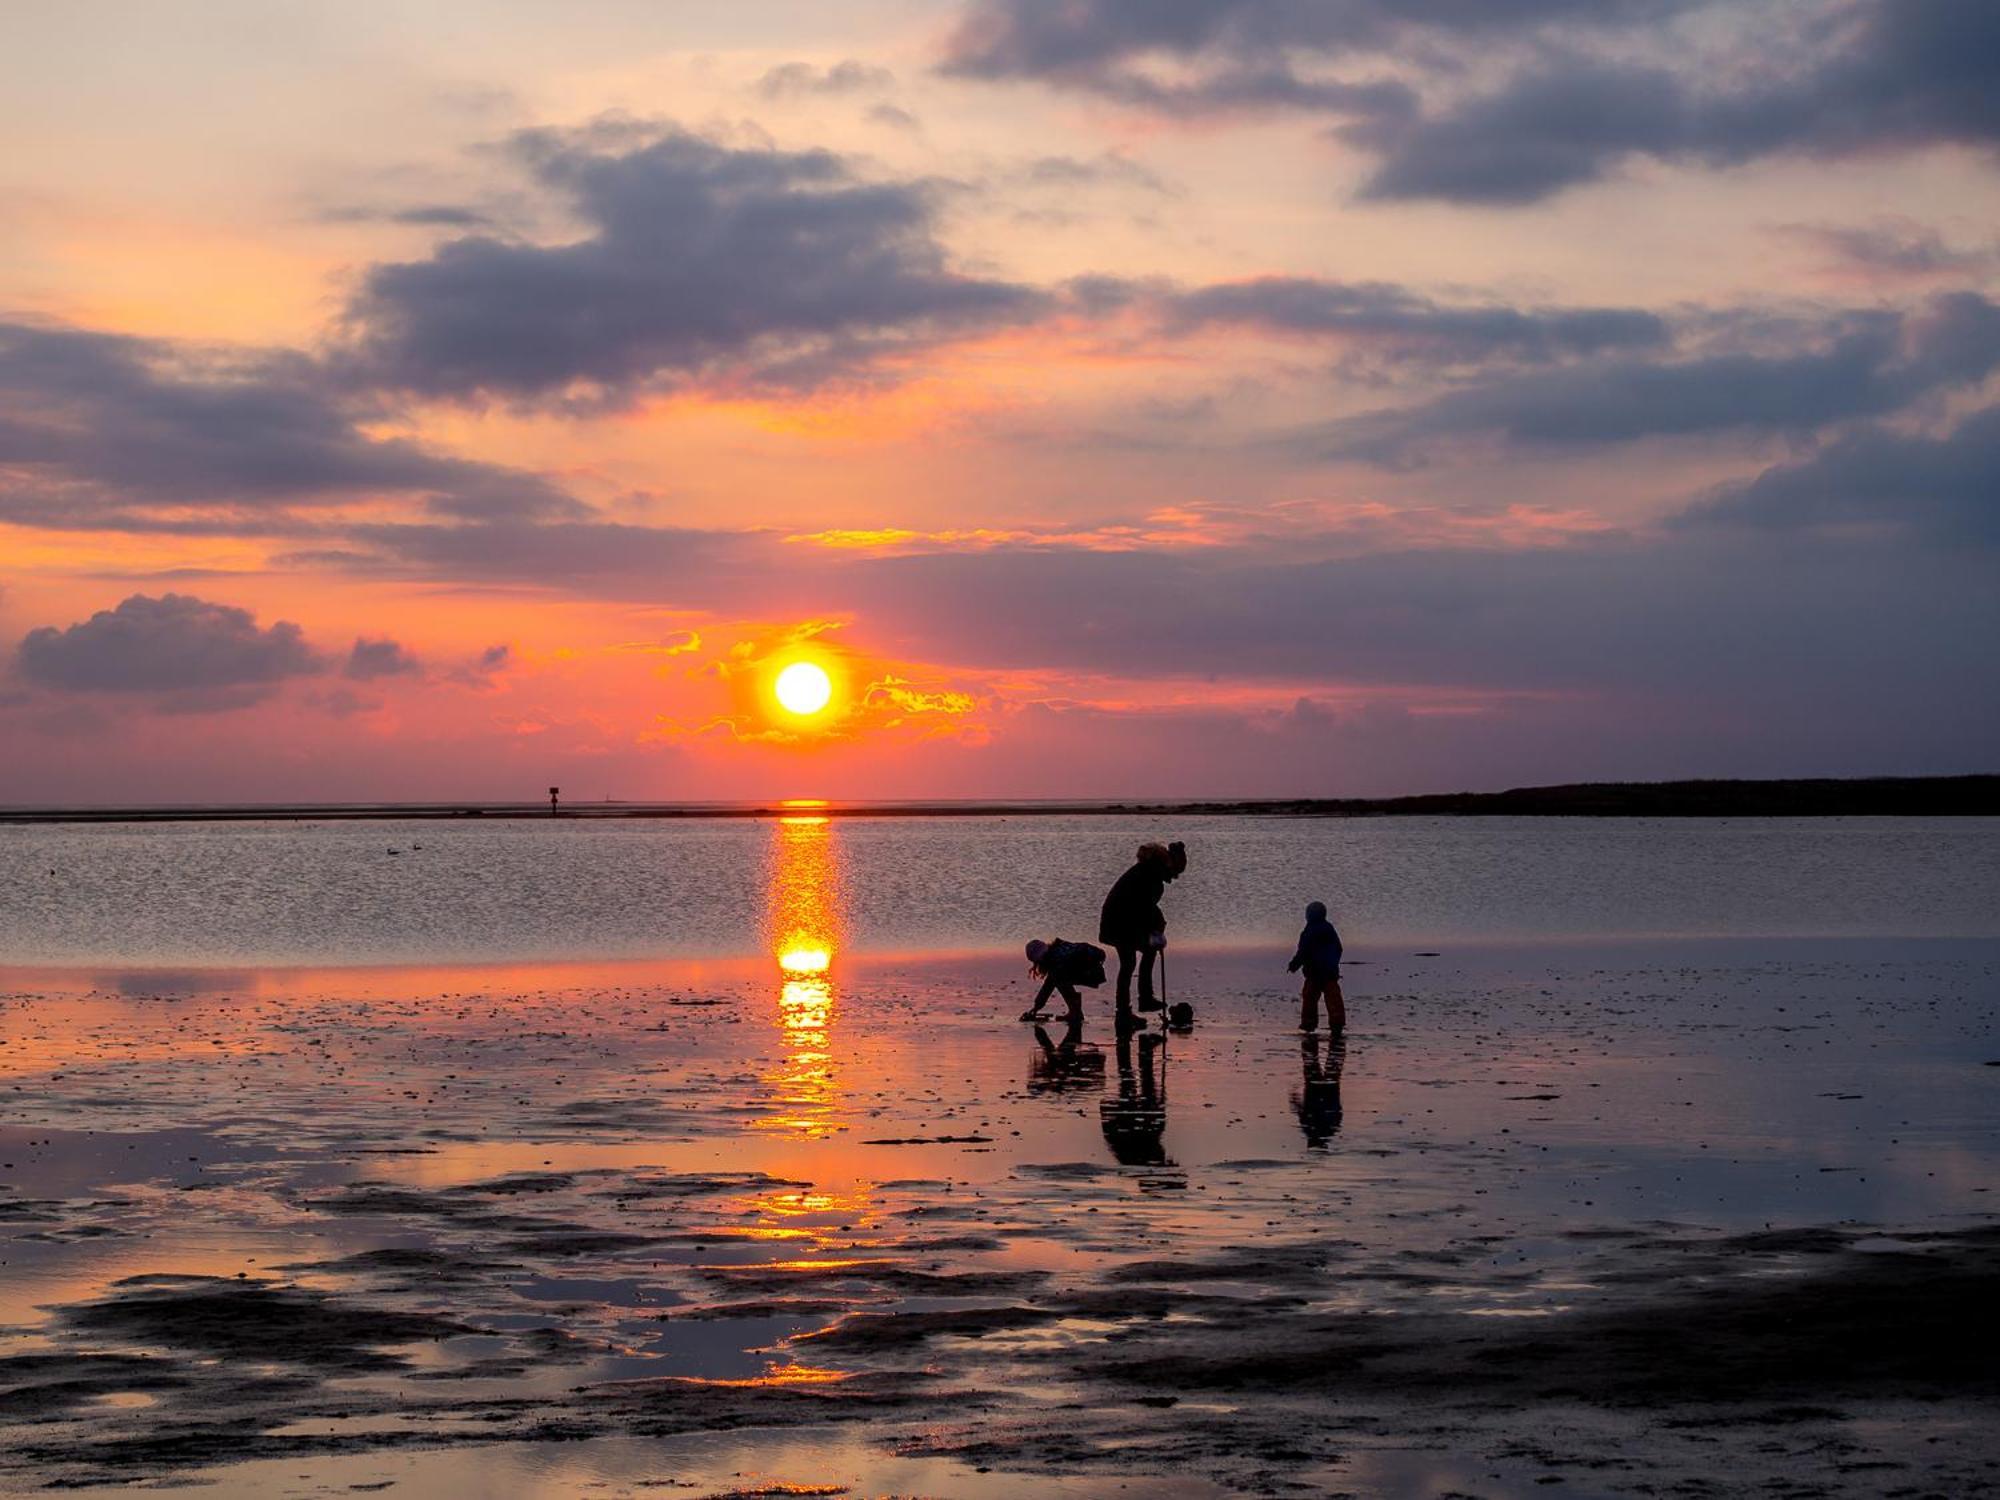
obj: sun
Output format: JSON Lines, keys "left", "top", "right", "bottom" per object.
{"left": 774, "top": 660, "right": 833, "bottom": 716}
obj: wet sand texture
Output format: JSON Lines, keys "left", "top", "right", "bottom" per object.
{"left": 1, "top": 942, "right": 1996, "bottom": 1495}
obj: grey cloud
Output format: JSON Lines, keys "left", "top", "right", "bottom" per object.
{"left": 1316, "top": 293, "right": 2000, "bottom": 460}
{"left": 1023, "top": 152, "right": 1172, "bottom": 193}
{"left": 1357, "top": 0, "right": 2000, "bottom": 203}
{"left": 1680, "top": 403, "right": 2000, "bottom": 545}
{"left": 345, "top": 637, "right": 422, "bottom": 680}
{"left": 444, "top": 642, "right": 513, "bottom": 688}
{"left": 1778, "top": 219, "right": 2000, "bottom": 279}
{"left": 0, "top": 320, "right": 582, "bottom": 533}
{"left": 296, "top": 518, "right": 773, "bottom": 598}
{"left": 1164, "top": 276, "right": 1668, "bottom": 363}
{"left": 258, "top": 482, "right": 1999, "bottom": 735}
{"left": 868, "top": 103, "right": 923, "bottom": 132}
{"left": 321, "top": 203, "right": 498, "bottom": 228}
{"left": 1350, "top": 61, "right": 1691, "bottom": 205}
{"left": 843, "top": 532, "right": 2000, "bottom": 747}
{"left": 16, "top": 593, "right": 325, "bottom": 699}
{"left": 214, "top": 449, "right": 1998, "bottom": 770}
{"left": 312, "top": 686, "right": 385, "bottom": 719}
{"left": 1084, "top": 67, "right": 1416, "bottom": 123}
{"left": 387, "top": 205, "right": 497, "bottom": 228}
{"left": 944, "top": 0, "right": 2000, "bottom": 206}
{"left": 757, "top": 60, "right": 896, "bottom": 98}
{"left": 941, "top": 0, "right": 1685, "bottom": 80}
{"left": 339, "top": 127, "right": 1047, "bottom": 403}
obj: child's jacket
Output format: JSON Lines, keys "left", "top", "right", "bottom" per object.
{"left": 1287, "top": 917, "right": 1343, "bottom": 982}
{"left": 1044, "top": 939, "right": 1108, "bottom": 988}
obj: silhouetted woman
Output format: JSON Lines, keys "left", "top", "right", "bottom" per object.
{"left": 1098, "top": 841, "right": 1182, "bottom": 1028}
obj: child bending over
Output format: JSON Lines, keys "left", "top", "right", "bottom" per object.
{"left": 1020, "top": 938, "right": 1107, "bottom": 1024}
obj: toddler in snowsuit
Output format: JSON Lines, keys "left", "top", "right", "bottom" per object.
{"left": 1286, "top": 901, "right": 1346, "bottom": 1033}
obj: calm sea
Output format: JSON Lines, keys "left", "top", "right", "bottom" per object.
{"left": 3, "top": 814, "right": 1998, "bottom": 967}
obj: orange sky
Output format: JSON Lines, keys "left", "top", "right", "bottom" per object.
{"left": 2, "top": 1, "right": 1997, "bottom": 802}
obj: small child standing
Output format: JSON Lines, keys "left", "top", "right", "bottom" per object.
{"left": 1020, "top": 938, "right": 1107, "bottom": 1025}
{"left": 1285, "top": 901, "right": 1345, "bottom": 1034}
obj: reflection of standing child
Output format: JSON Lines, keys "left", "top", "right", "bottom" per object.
{"left": 1286, "top": 901, "right": 1345, "bottom": 1034}
{"left": 1020, "top": 938, "right": 1107, "bottom": 1024}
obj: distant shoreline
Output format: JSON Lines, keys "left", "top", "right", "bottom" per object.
{"left": 3, "top": 775, "right": 1996, "bottom": 824}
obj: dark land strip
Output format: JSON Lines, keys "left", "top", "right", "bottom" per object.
{"left": 3, "top": 774, "right": 1996, "bottom": 824}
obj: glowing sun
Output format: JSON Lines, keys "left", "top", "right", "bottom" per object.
{"left": 774, "top": 661, "right": 833, "bottom": 716}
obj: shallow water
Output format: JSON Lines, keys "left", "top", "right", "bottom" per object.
{"left": 3, "top": 936, "right": 1997, "bottom": 1495}
{"left": 3, "top": 813, "right": 1998, "bottom": 966}
{"left": 3, "top": 815, "right": 1997, "bottom": 1495}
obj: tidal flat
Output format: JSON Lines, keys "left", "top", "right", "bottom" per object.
{"left": 2, "top": 937, "right": 1996, "bottom": 1498}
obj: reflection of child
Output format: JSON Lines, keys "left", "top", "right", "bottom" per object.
{"left": 1285, "top": 901, "right": 1346, "bottom": 1034}
{"left": 1020, "top": 938, "right": 1108, "bottom": 1024}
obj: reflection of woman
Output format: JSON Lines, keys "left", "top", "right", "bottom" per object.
{"left": 1098, "top": 841, "right": 1183, "bottom": 1027}
{"left": 1099, "top": 1030, "right": 1168, "bottom": 1166}
{"left": 1027, "top": 1015, "right": 1105, "bottom": 1094}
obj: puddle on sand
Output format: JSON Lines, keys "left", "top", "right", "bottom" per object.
{"left": 1, "top": 937, "right": 1997, "bottom": 1495}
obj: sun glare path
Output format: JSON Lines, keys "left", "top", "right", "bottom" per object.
{"left": 762, "top": 814, "right": 844, "bottom": 1137}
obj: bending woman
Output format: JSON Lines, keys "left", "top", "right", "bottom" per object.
{"left": 1098, "top": 841, "right": 1177, "bottom": 1026}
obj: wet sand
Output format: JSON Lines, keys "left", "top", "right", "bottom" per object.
{"left": 2, "top": 938, "right": 1997, "bottom": 1497}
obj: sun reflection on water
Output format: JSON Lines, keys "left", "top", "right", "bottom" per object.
{"left": 762, "top": 815, "right": 843, "bottom": 1137}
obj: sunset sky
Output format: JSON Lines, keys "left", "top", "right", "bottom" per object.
{"left": 3, "top": 0, "right": 1997, "bottom": 803}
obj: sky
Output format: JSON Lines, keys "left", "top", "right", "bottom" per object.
{"left": 1, "top": 0, "right": 1997, "bottom": 804}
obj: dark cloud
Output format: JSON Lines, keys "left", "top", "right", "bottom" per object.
{"left": 756, "top": 60, "right": 895, "bottom": 98}
{"left": 1162, "top": 276, "right": 1667, "bottom": 363}
{"left": 16, "top": 594, "right": 325, "bottom": 701}
{"left": 321, "top": 204, "right": 498, "bottom": 228}
{"left": 196, "top": 439, "right": 1998, "bottom": 773}
{"left": 1349, "top": 60, "right": 1691, "bottom": 205}
{"left": 339, "top": 127, "right": 1046, "bottom": 403}
{"left": 1777, "top": 219, "right": 2000, "bottom": 280}
{"left": 1357, "top": 0, "right": 2000, "bottom": 203}
{"left": 1315, "top": 293, "right": 2000, "bottom": 460}
{"left": 443, "top": 642, "right": 513, "bottom": 688}
{"left": 254, "top": 481, "right": 2000, "bottom": 754}
{"left": 841, "top": 533, "right": 2000, "bottom": 761}
{"left": 310, "top": 686, "right": 385, "bottom": 719}
{"left": 1022, "top": 152, "right": 1172, "bottom": 193}
{"left": 0, "top": 320, "right": 582, "bottom": 533}
{"left": 941, "top": 0, "right": 1684, "bottom": 81}
{"left": 345, "top": 637, "right": 422, "bottom": 680}
{"left": 292, "top": 520, "right": 784, "bottom": 608}
{"left": 868, "top": 103, "right": 923, "bottom": 132}
{"left": 1680, "top": 403, "right": 2000, "bottom": 545}
{"left": 944, "top": 0, "right": 2000, "bottom": 205}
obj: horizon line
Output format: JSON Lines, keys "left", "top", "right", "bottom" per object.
{"left": 3, "top": 773, "right": 1996, "bottom": 824}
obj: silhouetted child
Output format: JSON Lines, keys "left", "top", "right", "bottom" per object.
{"left": 1020, "top": 938, "right": 1107, "bottom": 1024}
{"left": 1285, "top": 900, "right": 1345, "bottom": 1033}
